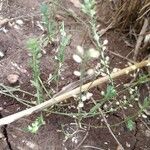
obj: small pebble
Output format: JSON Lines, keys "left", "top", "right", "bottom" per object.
{"left": 0, "top": 51, "right": 4, "bottom": 58}
{"left": 126, "top": 142, "right": 131, "bottom": 147}
{"left": 145, "top": 130, "right": 150, "bottom": 137}
{"left": 16, "top": 19, "right": 24, "bottom": 25}
{"left": 7, "top": 74, "right": 19, "bottom": 84}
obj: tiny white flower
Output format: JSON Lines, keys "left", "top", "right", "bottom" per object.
{"left": 103, "top": 39, "right": 108, "bottom": 45}
{"left": 86, "top": 92, "right": 93, "bottom": 99}
{"left": 73, "top": 71, "right": 81, "bottom": 76}
{"left": 100, "top": 59, "right": 105, "bottom": 65}
{"left": 110, "top": 108, "right": 115, "bottom": 112}
{"left": 123, "top": 100, "right": 127, "bottom": 104}
{"left": 129, "top": 104, "right": 133, "bottom": 107}
{"left": 77, "top": 45, "right": 84, "bottom": 56}
{"left": 135, "top": 86, "right": 138, "bottom": 90}
{"left": 101, "top": 91, "right": 105, "bottom": 96}
{"left": 105, "top": 56, "right": 109, "bottom": 62}
{"left": 129, "top": 90, "right": 133, "bottom": 95}
{"left": 103, "top": 104, "right": 108, "bottom": 109}
{"left": 87, "top": 69, "right": 95, "bottom": 75}
{"left": 72, "top": 137, "right": 78, "bottom": 144}
{"left": 123, "top": 107, "right": 127, "bottom": 109}
{"left": 55, "top": 56, "right": 58, "bottom": 60}
{"left": 116, "top": 101, "right": 120, "bottom": 105}
{"left": 81, "top": 95, "right": 87, "bottom": 101}
{"left": 78, "top": 101, "right": 84, "bottom": 108}
{"left": 88, "top": 48, "right": 100, "bottom": 58}
{"left": 123, "top": 95, "right": 127, "bottom": 99}
{"left": 73, "top": 54, "right": 82, "bottom": 63}
{"left": 144, "top": 34, "right": 150, "bottom": 44}
{"left": 142, "top": 114, "right": 147, "bottom": 119}
{"left": 102, "top": 46, "right": 107, "bottom": 51}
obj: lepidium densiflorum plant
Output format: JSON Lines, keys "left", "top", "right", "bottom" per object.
{"left": 27, "top": 38, "right": 45, "bottom": 133}
{"left": 48, "top": 22, "right": 71, "bottom": 90}
{"left": 81, "top": 0, "right": 112, "bottom": 83}
{"left": 72, "top": 45, "right": 100, "bottom": 125}
{"left": 69, "top": 0, "right": 116, "bottom": 126}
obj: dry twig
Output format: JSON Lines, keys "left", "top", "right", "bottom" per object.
{"left": 134, "top": 18, "right": 149, "bottom": 61}
{"left": 0, "top": 59, "right": 149, "bottom": 126}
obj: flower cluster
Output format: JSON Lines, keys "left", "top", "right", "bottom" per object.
{"left": 73, "top": 45, "right": 100, "bottom": 77}
{"left": 77, "top": 92, "right": 93, "bottom": 109}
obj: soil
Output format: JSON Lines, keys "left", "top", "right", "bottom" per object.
{"left": 0, "top": 0, "right": 150, "bottom": 150}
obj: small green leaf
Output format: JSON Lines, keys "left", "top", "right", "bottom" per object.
{"left": 40, "top": 3, "right": 48, "bottom": 15}
{"left": 26, "top": 116, "right": 45, "bottom": 134}
{"left": 30, "top": 80, "right": 38, "bottom": 88}
{"left": 89, "top": 103, "right": 101, "bottom": 113}
{"left": 105, "top": 85, "right": 116, "bottom": 99}
{"left": 126, "top": 118, "right": 135, "bottom": 131}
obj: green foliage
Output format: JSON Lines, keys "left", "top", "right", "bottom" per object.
{"left": 81, "top": 0, "right": 96, "bottom": 18}
{"left": 27, "top": 38, "right": 42, "bottom": 82}
{"left": 105, "top": 85, "right": 116, "bottom": 99}
{"left": 126, "top": 118, "right": 135, "bottom": 131}
{"left": 140, "top": 97, "right": 150, "bottom": 111}
{"left": 40, "top": 3, "right": 57, "bottom": 42}
{"left": 57, "top": 22, "right": 71, "bottom": 63}
{"left": 26, "top": 116, "right": 45, "bottom": 134}
{"left": 89, "top": 103, "right": 101, "bottom": 114}
{"left": 49, "top": 22, "right": 71, "bottom": 87}
{"left": 27, "top": 38, "right": 44, "bottom": 133}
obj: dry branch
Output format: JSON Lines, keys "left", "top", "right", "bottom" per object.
{"left": 0, "top": 59, "right": 149, "bottom": 126}
{"left": 134, "top": 18, "right": 149, "bottom": 61}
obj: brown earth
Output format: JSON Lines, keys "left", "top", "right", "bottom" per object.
{"left": 0, "top": 0, "right": 150, "bottom": 150}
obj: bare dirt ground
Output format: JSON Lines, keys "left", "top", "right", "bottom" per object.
{"left": 0, "top": 0, "right": 150, "bottom": 150}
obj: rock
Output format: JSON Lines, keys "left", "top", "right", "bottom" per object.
{"left": 7, "top": 74, "right": 19, "bottom": 84}
{"left": 145, "top": 130, "right": 150, "bottom": 137}
{"left": 0, "top": 51, "right": 4, "bottom": 58}
{"left": 16, "top": 19, "right": 24, "bottom": 26}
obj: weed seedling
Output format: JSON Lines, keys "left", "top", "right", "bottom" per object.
{"left": 40, "top": 3, "right": 57, "bottom": 44}
{"left": 27, "top": 38, "right": 45, "bottom": 133}
{"left": 48, "top": 22, "right": 71, "bottom": 90}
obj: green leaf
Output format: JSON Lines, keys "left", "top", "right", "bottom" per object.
{"left": 27, "top": 38, "right": 40, "bottom": 55}
{"left": 126, "top": 118, "right": 135, "bottom": 131}
{"left": 142, "top": 97, "right": 150, "bottom": 110}
{"left": 105, "top": 85, "right": 116, "bottom": 99}
{"left": 40, "top": 3, "right": 48, "bottom": 15}
{"left": 30, "top": 80, "right": 38, "bottom": 88}
{"left": 89, "top": 103, "right": 101, "bottom": 113}
{"left": 26, "top": 116, "right": 45, "bottom": 134}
